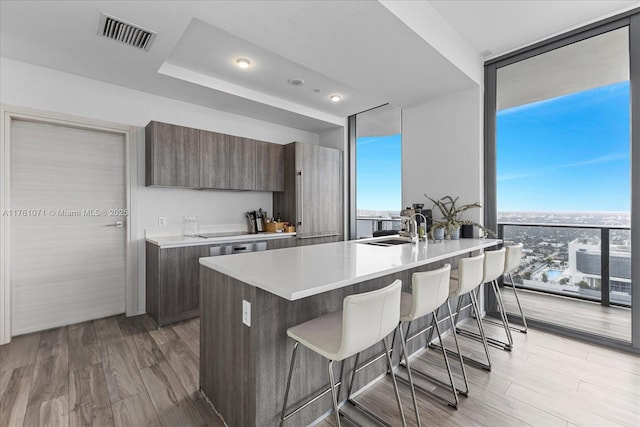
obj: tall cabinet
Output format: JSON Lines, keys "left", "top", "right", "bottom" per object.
{"left": 274, "top": 142, "right": 343, "bottom": 240}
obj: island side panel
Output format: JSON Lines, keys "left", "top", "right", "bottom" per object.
{"left": 201, "top": 256, "right": 464, "bottom": 426}
{"left": 200, "top": 267, "right": 257, "bottom": 426}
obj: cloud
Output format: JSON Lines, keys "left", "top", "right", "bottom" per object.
{"left": 498, "top": 152, "right": 628, "bottom": 182}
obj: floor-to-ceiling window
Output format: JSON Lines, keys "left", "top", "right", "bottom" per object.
{"left": 349, "top": 104, "right": 402, "bottom": 239}
{"left": 485, "top": 10, "right": 640, "bottom": 351}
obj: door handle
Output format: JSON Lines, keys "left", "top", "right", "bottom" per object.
{"left": 106, "top": 221, "right": 124, "bottom": 228}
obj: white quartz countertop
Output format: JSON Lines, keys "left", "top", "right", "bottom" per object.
{"left": 146, "top": 232, "right": 296, "bottom": 249}
{"left": 200, "top": 237, "right": 501, "bottom": 300}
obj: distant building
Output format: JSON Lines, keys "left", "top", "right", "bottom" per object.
{"left": 568, "top": 239, "right": 631, "bottom": 302}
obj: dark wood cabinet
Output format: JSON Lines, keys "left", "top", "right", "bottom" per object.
{"left": 145, "top": 121, "right": 199, "bottom": 187}
{"left": 274, "top": 142, "right": 343, "bottom": 242}
{"left": 266, "top": 237, "right": 296, "bottom": 250}
{"left": 146, "top": 121, "right": 284, "bottom": 191}
{"left": 228, "top": 136, "right": 256, "bottom": 190}
{"left": 146, "top": 243, "right": 209, "bottom": 327}
{"left": 200, "top": 130, "right": 230, "bottom": 189}
{"left": 255, "top": 141, "right": 284, "bottom": 191}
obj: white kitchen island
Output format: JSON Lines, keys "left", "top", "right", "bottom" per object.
{"left": 199, "top": 238, "right": 501, "bottom": 426}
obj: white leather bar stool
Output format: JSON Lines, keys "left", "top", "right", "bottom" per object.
{"left": 504, "top": 243, "right": 528, "bottom": 333}
{"left": 396, "top": 264, "right": 468, "bottom": 409}
{"left": 456, "top": 248, "right": 513, "bottom": 351}
{"left": 280, "top": 280, "right": 418, "bottom": 427}
{"left": 433, "top": 253, "right": 492, "bottom": 371}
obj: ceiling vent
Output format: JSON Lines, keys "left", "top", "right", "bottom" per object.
{"left": 98, "top": 13, "right": 156, "bottom": 51}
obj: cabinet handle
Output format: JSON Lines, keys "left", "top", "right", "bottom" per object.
{"left": 297, "top": 171, "right": 303, "bottom": 227}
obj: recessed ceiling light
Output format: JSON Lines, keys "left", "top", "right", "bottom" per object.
{"left": 287, "top": 78, "right": 305, "bottom": 86}
{"left": 329, "top": 94, "right": 342, "bottom": 102}
{"left": 236, "top": 58, "right": 251, "bottom": 69}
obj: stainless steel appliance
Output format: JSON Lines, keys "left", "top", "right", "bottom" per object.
{"left": 209, "top": 241, "right": 267, "bottom": 256}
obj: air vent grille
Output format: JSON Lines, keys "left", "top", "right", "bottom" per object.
{"left": 98, "top": 13, "right": 156, "bottom": 51}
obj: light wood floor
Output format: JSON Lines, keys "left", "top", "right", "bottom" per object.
{"left": 501, "top": 287, "right": 632, "bottom": 342}
{"left": 2, "top": 314, "right": 639, "bottom": 426}
{"left": 0, "top": 315, "right": 224, "bottom": 427}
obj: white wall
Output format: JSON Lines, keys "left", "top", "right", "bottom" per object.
{"left": 0, "top": 57, "right": 326, "bottom": 314}
{"left": 402, "top": 86, "right": 484, "bottom": 224}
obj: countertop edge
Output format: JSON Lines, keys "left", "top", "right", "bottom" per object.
{"left": 147, "top": 232, "right": 296, "bottom": 249}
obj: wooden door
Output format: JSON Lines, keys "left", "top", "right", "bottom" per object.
{"left": 200, "top": 130, "right": 230, "bottom": 189}
{"left": 296, "top": 143, "right": 342, "bottom": 238}
{"left": 10, "top": 119, "right": 127, "bottom": 335}
{"left": 255, "top": 141, "right": 284, "bottom": 191}
{"left": 229, "top": 136, "right": 256, "bottom": 190}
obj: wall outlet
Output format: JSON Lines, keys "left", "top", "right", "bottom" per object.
{"left": 242, "top": 300, "right": 251, "bottom": 327}
{"left": 158, "top": 216, "right": 166, "bottom": 227}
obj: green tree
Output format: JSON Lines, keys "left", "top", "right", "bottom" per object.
{"left": 542, "top": 272, "right": 548, "bottom": 283}
{"left": 523, "top": 271, "right": 532, "bottom": 280}
{"left": 559, "top": 277, "right": 569, "bottom": 285}
{"left": 578, "top": 280, "right": 589, "bottom": 289}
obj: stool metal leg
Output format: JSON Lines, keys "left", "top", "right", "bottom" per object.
{"left": 510, "top": 272, "right": 528, "bottom": 333}
{"left": 328, "top": 360, "right": 341, "bottom": 427}
{"left": 384, "top": 337, "right": 407, "bottom": 427}
{"left": 457, "top": 283, "right": 513, "bottom": 351}
{"left": 398, "top": 326, "right": 421, "bottom": 426}
{"left": 492, "top": 280, "right": 514, "bottom": 348}
{"left": 433, "top": 310, "right": 459, "bottom": 408}
{"left": 446, "top": 300, "right": 469, "bottom": 396}
{"left": 280, "top": 341, "right": 299, "bottom": 427}
{"left": 469, "top": 290, "right": 492, "bottom": 370}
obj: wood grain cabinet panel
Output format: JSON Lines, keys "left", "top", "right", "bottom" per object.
{"left": 146, "top": 243, "right": 209, "bottom": 327}
{"left": 273, "top": 141, "right": 343, "bottom": 243}
{"left": 145, "top": 121, "right": 199, "bottom": 187}
{"left": 228, "top": 136, "right": 256, "bottom": 190}
{"left": 255, "top": 141, "right": 284, "bottom": 192}
{"left": 199, "top": 130, "right": 230, "bottom": 189}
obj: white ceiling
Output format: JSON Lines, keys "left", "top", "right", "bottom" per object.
{"left": 1, "top": 1, "right": 637, "bottom": 133}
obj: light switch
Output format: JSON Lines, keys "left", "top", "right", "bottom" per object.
{"left": 158, "top": 216, "right": 167, "bottom": 227}
{"left": 242, "top": 300, "right": 251, "bottom": 327}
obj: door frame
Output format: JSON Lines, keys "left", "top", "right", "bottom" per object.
{"left": 0, "top": 104, "right": 139, "bottom": 345}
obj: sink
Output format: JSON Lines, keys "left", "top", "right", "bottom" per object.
{"left": 359, "top": 238, "right": 413, "bottom": 247}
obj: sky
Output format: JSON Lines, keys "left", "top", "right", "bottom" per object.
{"left": 497, "top": 81, "right": 630, "bottom": 213}
{"left": 356, "top": 133, "right": 401, "bottom": 211}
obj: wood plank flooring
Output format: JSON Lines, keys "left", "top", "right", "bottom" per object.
{"left": 501, "top": 287, "right": 631, "bottom": 341}
{"left": 2, "top": 314, "right": 639, "bottom": 426}
{"left": 0, "top": 315, "right": 224, "bottom": 427}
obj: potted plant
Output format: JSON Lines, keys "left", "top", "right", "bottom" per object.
{"left": 425, "top": 195, "right": 494, "bottom": 240}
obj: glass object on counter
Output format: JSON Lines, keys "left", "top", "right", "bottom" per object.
{"left": 184, "top": 216, "right": 199, "bottom": 236}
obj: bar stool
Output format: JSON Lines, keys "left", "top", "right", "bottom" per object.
{"left": 395, "top": 264, "right": 469, "bottom": 409}
{"left": 433, "top": 253, "right": 492, "bottom": 371}
{"left": 504, "top": 243, "right": 528, "bottom": 333}
{"left": 457, "top": 248, "right": 513, "bottom": 351}
{"left": 280, "top": 280, "right": 418, "bottom": 427}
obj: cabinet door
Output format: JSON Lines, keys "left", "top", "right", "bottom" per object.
{"left": 297, "top": 143, "right": 342, "bottom": 238}
{"left": 200, "top": 130, "right": 230, "bottom": 189}
{"left": 158, "top": 245, "right": 209, "bottom": 324}
{"left": 146, "top": 121, "right": 199, "bottom": 187}
{"left": 266, "top": 237, "right": 296, "bottom": 250}
{"left": 229, "top": 136, "right": 256, "bottom": 190}
{"left": 255, "top": 141, "right": 284, "bottom": 191}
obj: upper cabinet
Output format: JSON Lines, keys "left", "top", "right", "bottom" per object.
{"left": 200, "top": 130, "right": 230, "bottom": 189}
{"left": 255, "top": 140, "right": 284, "bottom": 192}
{"left": 228, "top": 136, "right": 256, "bottom": 190}
{"left": 145, "top": 121, "right": 200, "bottom": 188}
{"left": 145, "top": 121, "right": 284, "bottom": 192}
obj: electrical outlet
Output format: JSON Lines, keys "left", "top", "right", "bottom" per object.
{"left": 158, "top": 216, "right": 166, "bottom": 227}
{"left": 242, "top": 300, "right": 251, "bottom": 327}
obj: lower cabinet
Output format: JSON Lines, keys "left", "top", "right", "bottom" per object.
{"left": 146, "top": 235, "right": 343, "bottom": 328}
{"left": 146, "top": 243, "right": 209, "bottom": 328}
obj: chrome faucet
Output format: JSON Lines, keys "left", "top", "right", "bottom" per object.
{"left": 411, "top": 213, "right": 428, "bottom": 242}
